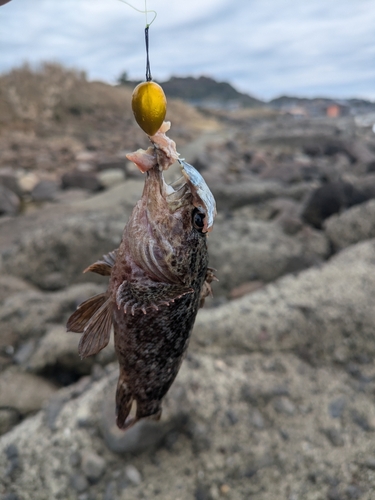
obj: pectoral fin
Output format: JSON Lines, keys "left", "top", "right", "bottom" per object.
{"left": 199, "top": 267, "right": 219, "bottom": 308}
{"left": 67, "top": 293, "right": 108, "bottom": 333}
{"left": 78, "top": 298, "right": 112, "bottom": 359}
{"left": 116, "top": 279, "right": 193, "bottom": 315}
{"left": 83, "top": 249, "right": 118, "bottom": 276}
{"left": 67, "top": 293, "right": 112, "bottom": 359}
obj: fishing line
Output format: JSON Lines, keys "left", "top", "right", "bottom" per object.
{"left": 118, "top": 0, "right": 157, "bottom": 27}
{"left": 118, "top": 0, "right": 157, "bottom": 81}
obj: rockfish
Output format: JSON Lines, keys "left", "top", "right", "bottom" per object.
{"left": 67, "top": 122, "right": 216, "bottom": 429}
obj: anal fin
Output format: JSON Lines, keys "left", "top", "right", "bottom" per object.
{"left": 116, "top": 279, "right": 193, "bottom": 315}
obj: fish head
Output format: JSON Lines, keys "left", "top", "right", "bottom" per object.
{"left": 125, "top": 160, "right": 216, "bottom": 284}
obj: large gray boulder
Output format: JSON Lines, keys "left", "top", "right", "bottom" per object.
{"left": 325, "top": 199, "right": 375, "bottom": 251}
{"left": 1, "top": 352, "right": 375, "bottom": 500}
{"left": 0, "top": 283, "right": 105, "bottom": 348}
{"left": 211, "top": 179, "right": 314, "bottom": 211}
{"left": 0, "top": 180, "right": 144, "bottom": 290}
{"left": 1, "top": 214, "right": 124, "bottom": 290}
{"left": 194, "top": 239, "right": 375, "bottom": 364}
{"left": 208, "top": 215, "right": 329, "bottom": 295}
{"left": 0, "top": 185, "right": 20, "bottom": 216}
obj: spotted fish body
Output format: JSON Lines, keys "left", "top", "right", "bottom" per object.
{"left": 67, "top": 123, "right": 216, "bottom": 430}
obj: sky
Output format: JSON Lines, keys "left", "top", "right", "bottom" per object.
{"left": 0, "top": 0, "right": 374, "bottom": 101}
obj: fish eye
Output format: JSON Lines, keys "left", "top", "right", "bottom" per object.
{"left": 192, "top": 208, "right": 205, "bottom": 233}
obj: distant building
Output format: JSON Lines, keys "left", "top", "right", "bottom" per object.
{"left": 325, "top": 104, "right": 349, "bottom": 117}
{"left": 326, "top": 104, "right": 340, "bottom": 117}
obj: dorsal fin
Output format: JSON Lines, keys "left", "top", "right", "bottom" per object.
{"left": 83, "top": 249, "right": 118, "bottom": 276}
{"left": 116, "top": 279, "right": 193, "bottom": 315}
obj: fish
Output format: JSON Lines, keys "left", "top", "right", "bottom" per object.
{"left": 67, "top": 121, "right": 217, "bottom": 430}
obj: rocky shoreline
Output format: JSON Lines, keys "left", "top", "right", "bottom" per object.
{"left": 1, "top": 65, "right": 375, "bottom": 499}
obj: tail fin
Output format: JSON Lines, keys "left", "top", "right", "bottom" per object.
{"left": 115, "top": 370, "right": 163, "bottom": 430}
{"left": 116, "top": 370, "right": 135, "bottom": 430}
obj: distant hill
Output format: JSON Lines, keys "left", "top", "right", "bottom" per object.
{"left": 119, "top": 74, "right": 264, "bottom": 109}
{"left": 160, "top": 76, "right": 264, "bottom": 109}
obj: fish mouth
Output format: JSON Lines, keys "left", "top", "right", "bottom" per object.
{"left": 153, "top": 159, "right": 216, "bottom": 234}
{"left": 126, "top": 122, "right": 216, "bottom": 233}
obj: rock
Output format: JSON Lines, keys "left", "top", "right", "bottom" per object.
{"left": 229, "top": 281, "right": 264, "bottom": 300}
{"left": 362, "top": 457, "right": 375, "bottom": 470}
{"left": 61, "top": 170, "right": 103, "bottom": 192}
{"left": 97, "top": 168, "right": 125, "bottom": 189}
{"left": 349, "top": 141, "right": 375, "bottom": 167}
{"left": 210, "top": 179, "right": 286, "bottom": 210}
{"left": 124, "top": 465, "right": 142, "bottom": 485}
{"left": 322, "top": 428, "right": 345, "bottom": 447}
{"left": 0, "top": 168, "right": 21, "bottom": 196}
{"left": 193, "top": 239, "right": 375, "bottom": 364}
{"left": 329, "top": 398, "right": 347, "bottom": 419}
{"left": 327, "top": 487, "right": 341, "bottom": 500}
{"left": 53, "top": 188, "right": 90, "bottom": 205}
{"left": 76, "top": 151, "right": 97, "bottom": 163}
{"left": 0, "top": 185, "right": 20, "bottom": 216}
{"left": 0, "top": 370, "right": 57, "bottom": 415}
{"left": 351, "top": 410, "right": 372, "bottom": 432}
{"left": 97, "top": 158, "right": 126, "bottom": 172}
{"left": 208, "top": 215, "right": 329, "bottom": 295}
{"left": 31, "top": 180, "right": 59, "bottom": 201}
{"left": 1, "top": 213, "right": 124, "bottom": 290}
{"left": 124, "top": 160, "right": 144, "bottom": 179}
{"left": 273, "top": 397, "right": 296, "bottom": 416}
{"left": 0, "top": 283, "right": 105, "bottom": 349}
{"left": 325, "top": 199, "right": 375, "bottom": 251}
{"left": 250, "top": 409, "right": 265, "bottom": 429}
{"left": 70, "top": 473, "right": 89, "bottom": 493}
{"left": 18, "top": 172, "right": 39, "bottom": 193}
{"left": 25, "top": 325, "right": 97, "bottom": 380}
{"left": 0, "top": 275, "right": 35, "bottom": 303}
{"left": 81, "top": 451, "right": 105, "bottom": 482}
{"left": 13, "top": 341, "right": 35, "bottom": 365}
{"left": 270, "top": 198, "right": 304, "bottom": 235}
{"left": 301, "top": 181, "right": 354, "bottom": 228}
{"left": 1, "top": 352, "right": 375, "bottom": 499}
{"left": 0, "top": 409, "right": 20, "bottom": 436}
{"left": 259, "top": 161, "right": 318, "bottom": 184}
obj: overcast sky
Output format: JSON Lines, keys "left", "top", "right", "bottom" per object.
{"left": 0, "top": 0, "right": 374, "bottom": 101}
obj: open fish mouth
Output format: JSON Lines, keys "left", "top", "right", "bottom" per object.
{"left": 179, "top": 160, "right": 216, "bottom": 232}
{"left": 159, "top": 159, "right": 216, "bottom": 234}
{"left": 126, "top": 121, "right": 216, "bottom": 233}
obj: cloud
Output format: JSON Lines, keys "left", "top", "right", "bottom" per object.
{"left": 0, "top": 0, "right": 374, "bottom": 100}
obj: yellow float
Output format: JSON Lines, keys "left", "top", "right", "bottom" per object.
{"left": 131, "top": 81, "right": 167, "bottom": 136}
